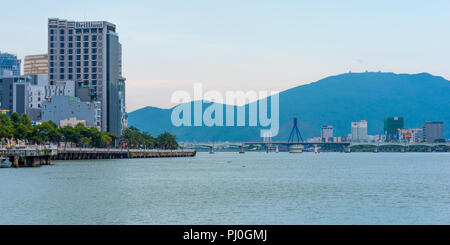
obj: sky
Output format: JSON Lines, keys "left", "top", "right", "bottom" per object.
{"left": 1, "top": 0, "right": 450, "bottom": 111}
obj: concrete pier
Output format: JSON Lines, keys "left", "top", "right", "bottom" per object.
{"left": 0, "top": 147, "right": 196, "bottom": 167}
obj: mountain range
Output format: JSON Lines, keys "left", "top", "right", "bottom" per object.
{"left": 128, "top": 72, "right": 450, "bottom": 141}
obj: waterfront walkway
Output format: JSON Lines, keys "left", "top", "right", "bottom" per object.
{"left": 0, "top": 146, "right": 196, "bottom": 167}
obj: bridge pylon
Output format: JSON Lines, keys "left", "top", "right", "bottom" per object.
{"left": 288, "top": 114, "right": 304, "bottom": 143}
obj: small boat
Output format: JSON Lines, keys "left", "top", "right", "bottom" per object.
{"left": 0, "top": 157, "right": 12, "bottom": 168}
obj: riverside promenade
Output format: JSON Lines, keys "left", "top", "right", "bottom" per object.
{"left": 0, "top": 146, "right": 196, "bottom": 167}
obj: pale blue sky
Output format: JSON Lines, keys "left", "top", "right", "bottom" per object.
{"left": 1, "top": 0, "right": 450, "bottom": 111}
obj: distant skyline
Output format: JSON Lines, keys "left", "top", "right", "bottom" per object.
{"left": 2, "top": 0, "right": 450, "bottom": 111}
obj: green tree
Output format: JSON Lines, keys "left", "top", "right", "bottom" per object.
{"left": 156, "top": 132, "right": 178, "bottom": 150}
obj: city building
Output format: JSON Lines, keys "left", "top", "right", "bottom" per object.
{"left": 41, "top": 96, "right": 100, "bottom": 128}
{"left": 24, "top": 54, "right": 49, "bottom": 75}
{"left": 47, "top": 18, "right": 126, "bottom": 136}
{"left": 351, "top": 120, "right": 368, "bottom": 142}
{"left": 321, "top": 125, "right": 333, "bottom": 142}
{"left": 60, "top": 117, "right": 86, "bottom": 127}
{"left": 384, "top": 116, "right": 404, "bottom": 142}
{"left": 44, "top": 80, "right": 75, "bottom": 100}
{"left": 398, "top": 128, "right": 423, "bottom": 143}
{"left": 0, "top": 75, "right": 29, "bottom": 114}
{"left": 423, "top": 122, "right": 444, "bottom": 143}
{"left": 0, "top": 52, "right": 21, "bottom": 77}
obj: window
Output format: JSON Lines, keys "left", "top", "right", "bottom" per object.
{"left": 68, "top": 62, "right": 73, "bottom": 67}
{"left": 91, "top": 29, "right": 97, "bottom": 33}
{"left": 68, "top": 75, "right": 73, "bottom": 80}
{"left": 76, "top": 29, "right": 82, "bottom": 34}
{"left": 83, "top": 29, "right": 89, "bottom": 33}
{"left": 84, "top": 48, "right": 89, "bottom": 53}
{"left": 84, "top": 68, "right": 89, "bottom": 73}
{"left": 68, "top": 29, "right": 73, "bottom": 35}
{"left": 60, "top": 49, "right": 65, "bottom": 54}
{"left": 59, "top": 55, "right": 64, "bottom": 60}
{"left": 92, "top": 55, "right": 97, "bottom": 60}
{"left": 68, "top": 43, "right": 73, "bottom": 48}
{"left": 59, "top": 36, "right": 64, "bottom": 41}
{"left": 84, "top": 61, "right": 89, "bottom": 66}
{"left": 50, "top": 36, "right": 54, "bottom": 41}
{"left": 77, "top": 68, "right": 81, "bottom": 73}
{"left": 50, "top": 62, "right": 54, "bottom": 67}
{"left": 60, "top": 29, "right": 64, "bottom": 35}
{"left": 60, "top": 68, "right": 64, "bottom": 73}
{"left": 92, "top": 48, "right": 97, "bottom": 53}
{"left": 76, "top": 49, "right": 81, "bottom": 54}
{"left": 50, "top": 43, "right": 55, "bottom": 48}
{"left": 84, "top": 42, "right": 89, "bottom": 47}
{"left": 60, "top": 43, "right": 65, "bottom": 48}
{"left": 92, "top": 35, "right": 97, "bottom": 41}
{"left": 84, "top": 36, "right": 89, "bottom": 41}
{"left": 50, "top": 29, "right": 55, "bottom": 34}
{"left": 76, "top": 36, "right": 81, "bottom": 41}
{"left": 76, "top": 55, "right": 81, "bottom": 61}
{"left": 68, "top": 68, "right": 73, "bottom": 73}
{"left": 92, "top": 42, "right": 97, "bottom": 47}
{"left": 68, "top": 55, "right": 73, "bottom": 60}
{"left": 91, "top": 61, "right": 96, "bottom": 66}
{"left": 50, "top": 49, "right": 55, "bottom": 54}
{"left": 60, "top": 74, "right": 65, "bottom": 79}
{"left": 68, "top": 49, "right": 73, "bottom": 54}
{"left": 50, "top": 56, "right": 54, "bottom": 61}
{"left": 83, "top": 74, "right": 89, "bottom": 79}
{"left": 76, "top": 42, "right": 81, "bottom": 48}
{"left": 84, "top": 55, "right": 89, "bottom": 60}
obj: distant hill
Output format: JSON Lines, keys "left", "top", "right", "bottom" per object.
{"left": 128, "top": 72, "right": 450, "bottom": 141}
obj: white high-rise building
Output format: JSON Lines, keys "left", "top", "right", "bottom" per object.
{"left": 351, "top": 120, "right": 368, "bottom": 142}
{"left": 321, "top": 125, "right": 333, "bottom": 142}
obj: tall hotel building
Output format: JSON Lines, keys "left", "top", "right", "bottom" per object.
{"left": 48, "top": 18, "right": 126, "bottom": 136}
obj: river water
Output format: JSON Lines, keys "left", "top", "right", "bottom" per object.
{"left": 0, "top": 152, "right": 449, "bottom": 224}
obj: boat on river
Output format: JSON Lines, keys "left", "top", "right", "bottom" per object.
{"left": 0, "top": 157, "right": 12, "bottom": 168}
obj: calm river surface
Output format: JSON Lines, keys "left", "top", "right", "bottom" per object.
{"left": 0, "top": 152, "right": 449, "bottom": 224}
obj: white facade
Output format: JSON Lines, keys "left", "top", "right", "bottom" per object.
{"left": 321, "top": 125, "right": 333, "bottom": 140}
{"left": 351, "top": 120, "right": 368, "bottom": 142}
{"left": 60, "top": 117, "right": 86, "bottom": 127}
{"left": 45, "top": 80, "right": 75, "bottom": 99}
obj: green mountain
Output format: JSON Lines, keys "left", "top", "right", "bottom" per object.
{"left": 128, "top": 72, "right": 450, "bottom": 141}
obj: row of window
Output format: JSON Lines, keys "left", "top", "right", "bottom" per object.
{"left": 49, "top": 65, "right": 99, "bottom": 73}
{"left": 50, "top": 72, "right": 105, "bottom": 81}
{"left": 49, "top": 54, "right": 100, "bottom": 61}
{"left": 50, "top": 48, "right": 100, "bottom": 54}
{"left": 49, "top": 41, "right": 100, "bottom": 48}
{"left": 49, "top": 28, "right": 103, "bottom": 35}
{"left": 49, "top": 35, "right": 101, "bottom": 42}
{"left": 50, "top": 70, "right": 100, "bottom": 78}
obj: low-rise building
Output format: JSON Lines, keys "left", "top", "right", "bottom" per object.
{"left": 41, "top": 96, "right": 100, "bottom": 129}
{"left": 398, "top": 128, "right": 423, "bottom": 143}
{"left": 60, "top": 117, "right": 87, "bottom": 127}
